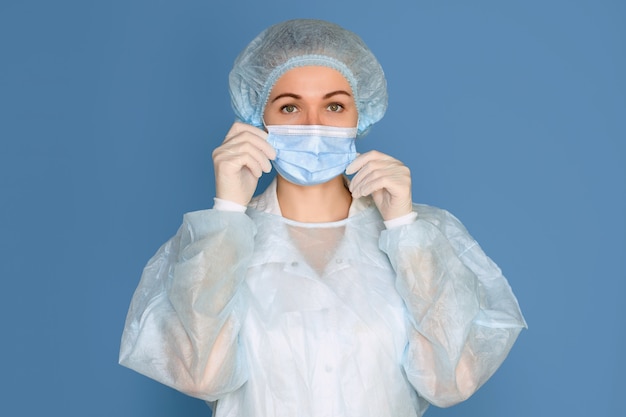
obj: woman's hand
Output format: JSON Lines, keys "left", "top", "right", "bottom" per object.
{"left": 346, "top": 150, "right": 413, "bottom": 221}
{"left": 212, "top": 122, "right": 276, "bottom": 206}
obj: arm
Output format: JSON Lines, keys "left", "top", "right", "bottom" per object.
{"left": 379, "top": 205, "right": 526, "bottom": 407}
{"left": 119, "top": 209, "right": 255, "bottom": 401}
{"left": 120, "top": 122, "right": 274, "bottom": 399}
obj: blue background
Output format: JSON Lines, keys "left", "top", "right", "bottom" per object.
{"left": 1, "top": 0, "right": 624, "bottom": 416}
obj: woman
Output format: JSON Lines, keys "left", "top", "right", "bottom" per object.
{"left": 120, "top": 19, "right": 526, "bottom": 417}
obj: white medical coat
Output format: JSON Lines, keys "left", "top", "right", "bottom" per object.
{"left": 120, "top": 180, "right": 526, "bottom": 416}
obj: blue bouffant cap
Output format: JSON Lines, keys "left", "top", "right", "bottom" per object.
{"left": 229, "top": 19, "right": 388, "bottom": 136}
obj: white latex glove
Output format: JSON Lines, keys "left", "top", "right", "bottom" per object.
{"left": 346, "top": 150, "right": 413, "bottom": 221}
{"left": 212, "top": 122, "right": 276, "bottom": 206}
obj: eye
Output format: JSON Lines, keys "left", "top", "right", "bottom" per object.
{"left": 281, "top": 104, "right": 298, "bottom": 114}
{"left": 327, "top": 103, "right": 344, "bottom": 112}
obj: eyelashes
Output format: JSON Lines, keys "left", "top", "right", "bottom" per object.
{"left": 279, "top": 103, "right": 346, "bottom": 114}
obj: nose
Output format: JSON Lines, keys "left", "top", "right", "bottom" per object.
{"left": 303, "top": 110, "right": 322, "bottom": 126}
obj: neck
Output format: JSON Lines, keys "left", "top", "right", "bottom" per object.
{"left": 276, "top": 175, "right": 352, "bottom": 222}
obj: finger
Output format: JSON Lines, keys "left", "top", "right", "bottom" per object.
{"left": 222, "top": 151, "right": 266, "bottom": 178}
{"left": 225, "top": 122, "right": 268, "bottom": 141}
{"left": 345, "top": 153, "right": 367, "bottom": 176}
{"left": 222, "top": 130, "right": 276, "bottom": 161}
{"left": 232, "top": 140, "right": 274, "bottom": 172}
{"left": 239, "top": 154, "right": 266, "bottom": 178}
{"left": 345, "top": 150, "right": 389, "bottom": 175}
{"left": 215, "top": 141, "right": 273, "bottom": 175}
{"left": 354, "top": 175, "right": 409, "bottom": 201}
{"left": 223, "top": 122, "right": 275, "bottom": 159}
{"left": 349, "top": 157, "right": 392, "bottom": 193}
{"left": 351, "top": 162, "right": 411, "bottom": 198}
{"left": 351, "top": 170, "right": 387, "bottom": 198}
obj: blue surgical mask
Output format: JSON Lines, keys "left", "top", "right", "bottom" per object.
{"left": 266, "top": 124, "right": 357, "bottom": 186}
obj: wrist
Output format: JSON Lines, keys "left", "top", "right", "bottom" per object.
{"left": 383, "top": 211, "right": 417, "bottom": 229}
{"left": 213, "top": 198, "right": 247, "bottom": 212}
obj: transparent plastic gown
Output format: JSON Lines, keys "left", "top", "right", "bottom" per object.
{"left": 119, "top": 187, "right": 526, "bottom": 417}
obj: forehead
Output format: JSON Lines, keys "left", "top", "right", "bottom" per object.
{"left": 270, "top": 66, "right": 353, "bottom": 96}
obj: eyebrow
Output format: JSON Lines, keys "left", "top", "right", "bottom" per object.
{"left": 323, "top": 90, "right": 352, "bottom": 99}
{"left": 270, "top": 90, "right": 352, "bottom": 103}
{"left": 271, "top": 93, "right": 301, "bottom": 103}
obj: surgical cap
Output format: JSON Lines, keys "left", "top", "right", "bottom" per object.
{"left": 229, "top": 19, "right": 388, "bottom": 136}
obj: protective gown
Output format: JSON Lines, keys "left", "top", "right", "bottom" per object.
{"left": 119, "top": 180, "right": 526, "bottom": 417}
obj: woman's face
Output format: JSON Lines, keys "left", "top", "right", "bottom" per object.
{"left": 263, "top": 66, "right": 358, "bottom": 128}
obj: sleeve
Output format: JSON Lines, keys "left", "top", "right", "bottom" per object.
{"left": 379, "top": 205, "right": 527, "bottom": 408}
{"left": 118, "top": 209, "right": 256, "bottom": 401}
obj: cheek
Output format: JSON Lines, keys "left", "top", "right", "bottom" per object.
{"left": 262, "top": 106, "right": 278, "bottom": 125}
{"left": 264, "top": 109, "right": 299, "bottom": 125}
{"left": 348, "top": 109, "right": 359, "bottom": 126}
{"left": 325, "top": 108, "right": 358, "bottom": 127}
{"left": 337, "top": 101, "right": 359, "bottom": 126}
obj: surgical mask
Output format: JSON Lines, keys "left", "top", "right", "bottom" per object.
{"left": 266, "top": 124, "right": 357, "bottom": 186}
